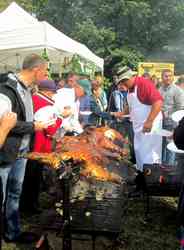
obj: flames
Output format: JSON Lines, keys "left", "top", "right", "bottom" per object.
{"left": 24, "top": 126, "right": 129, "bottom": 184}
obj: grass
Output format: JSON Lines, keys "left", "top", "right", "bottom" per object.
{"left": 1, "top": 194, "right": 180, "bottom": 250}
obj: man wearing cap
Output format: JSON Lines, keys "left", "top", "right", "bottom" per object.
{"left": 113, "top": 66, "right": 163, "bottom": 171}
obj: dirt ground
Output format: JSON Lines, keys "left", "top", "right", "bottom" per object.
{"left": 2, "top": 192, "right": 179, "bottom": 250}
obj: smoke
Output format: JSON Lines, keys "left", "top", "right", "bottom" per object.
{"left": 144, "top": 0, "right": 184, "bottom": 74}
{"left": 146, "top": 31, "right": 184, "bottom": 75}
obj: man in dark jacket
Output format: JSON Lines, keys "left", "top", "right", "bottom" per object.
{"left": 173, "top": 117, "right": 184, "bottom": 249}
{"left": 174, "top": 117, "right": 184, "bottom": 150}
{"left": 0, "top": 54, "right": 48, "bottom": 244}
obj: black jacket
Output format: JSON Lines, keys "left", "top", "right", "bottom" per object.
{"left": 173, "top": 117, "right": 184, "bottom": 150}
{"left": 0, "top": 74, "right": 34, "bottom": 164}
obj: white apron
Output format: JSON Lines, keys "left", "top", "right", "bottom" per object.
{"left": 127, "top": 86, "right": 162, "bottom": 171}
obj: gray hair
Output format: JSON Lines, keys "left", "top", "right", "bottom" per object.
{"left": 22, "top": 54, "right": 47, "bottom": 70}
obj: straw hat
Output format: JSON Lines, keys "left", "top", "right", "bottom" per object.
{"left": 116, "top": 66, "right": 136, "bottom": 84}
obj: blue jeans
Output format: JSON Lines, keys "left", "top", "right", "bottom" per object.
{"left": 0, "top": 157, "right": 27, "bottom": 240}
{"left": 162, "top": 137, "right": 176, "bottom": 165}
{"left": 162, "top": 121, "right": 176, "bottom": 166}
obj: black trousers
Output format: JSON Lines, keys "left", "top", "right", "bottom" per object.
{"left": 20, "top": 160, "right": 43, "bottom": 212}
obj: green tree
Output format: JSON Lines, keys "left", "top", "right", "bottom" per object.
{"left": 0, "top": 0, "right": 33, "bottom": 12}
{"left": 72, "top": 19, "right": 116, "bottom": 57}
{"left": 38, "top": 0, "right": 83, "bottom": 34}
{"left": 1, "top": 0, "right": 184, "bottom": 73}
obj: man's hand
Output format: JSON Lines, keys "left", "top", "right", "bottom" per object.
{"left": 143, "top": 100, "right": 162, "bottom": 133}
{"left": 143, "top": 120, "right": 153, "bottom": 133}
{"left": 34, "top": 121, "right": 48, "bottom": 131}
{"left": 111, "top": 112, "right": 125, "bottom": 118}
{"left": 110, "top": 105, "right": 129, "bottom": 119}
{"left": 0, "top": 112, "right": 17, "bottom": 130}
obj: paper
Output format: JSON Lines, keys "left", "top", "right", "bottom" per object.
{"left": 34, "top": 106, "right": 57, "bottom": 123}
{"left": 43, "top": 119, "right": 57, "bottom": 126}
{"left": 0, "top": 94, "right": 12, "bottom": 118}
{"left": 171, "top": 110, "right": 184, "bottom": 123}
{"left": 79, "top": 111, "right": 92, "bottom": 115}
{"left": 167, "top": 141, "right": 184, "bottom": 154}
{"left": 53, "top": 88, "right": 75, "bottom": 113}
{"left": 152, "top": 129, "right": 173, "bottom": 137}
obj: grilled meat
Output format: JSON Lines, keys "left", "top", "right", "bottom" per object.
{"left": 23, "top": 126, "right": 129, "bottom": 183}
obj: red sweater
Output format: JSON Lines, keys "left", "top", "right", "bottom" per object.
{"left": 32, "top": 93, "right": 62, "bottom": 153}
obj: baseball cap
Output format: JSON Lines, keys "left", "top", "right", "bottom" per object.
{"left": 38, "top": 80, "right": 57, "bottom": 92}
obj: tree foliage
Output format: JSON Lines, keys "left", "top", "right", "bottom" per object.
{"left": 39, "top": 0, "right": 184, "bottom": 73}
{"left": 1, "top": 0, "right": 184, "bottom": 73}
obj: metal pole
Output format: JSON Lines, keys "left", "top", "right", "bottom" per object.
{"left": 60, "top": 162, "right": 72, "bottom": 250}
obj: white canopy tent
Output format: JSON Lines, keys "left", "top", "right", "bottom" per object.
{"left": 0, "top": 2, "right": 104, "bottom": 72}
{"left": 0, "top": 2, "right": 38, "bottom": 31}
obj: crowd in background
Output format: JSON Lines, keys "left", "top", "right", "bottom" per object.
{"left": 0, "top": 53, "right": 184, "bottom": 248}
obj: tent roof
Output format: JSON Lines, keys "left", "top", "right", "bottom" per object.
{"left": 0, "top": 2, "right": 38, "bottom": 31}
{"left": 0, "top": 2, "right": 104, "bottom": 71}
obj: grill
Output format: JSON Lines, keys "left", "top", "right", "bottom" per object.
{"left": 135, "top": 162, "right": 184, "bottom": 217}
{"left": 35, "top": 160, "right": 135, "bottom": 250}
{"left": 71, "top": 180, "right": 128, "bottom": 234}
{"left": 57, "top": 160, "right": 133, "bottom": 250}
{"left": 142, "top": 163, "right": 183, "bottom": 196}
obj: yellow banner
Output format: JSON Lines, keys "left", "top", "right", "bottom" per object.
{"left": 138, "top": 62, "right": 174, "bottom": 79}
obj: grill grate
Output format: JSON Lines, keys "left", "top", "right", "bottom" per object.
{"left": 54, "top": 161, "right": 135, "bottom": 240}
{"left": 69, "top": 162, "right": 130, "bottom": 234}
{"left": 71, "top": 191, "right": 128, "bottom": 234}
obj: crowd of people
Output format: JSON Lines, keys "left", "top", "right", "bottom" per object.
{"left": 0, "top": 53, "right": 184, "bottom": 248}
